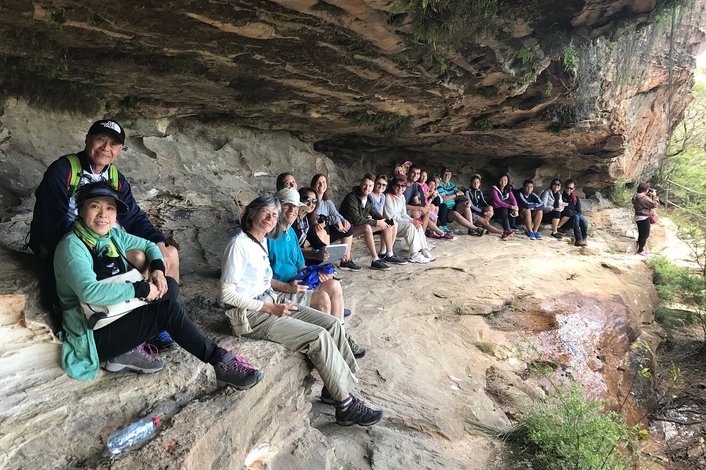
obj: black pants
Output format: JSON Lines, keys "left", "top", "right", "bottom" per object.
{"left": 327, "top": 224, "right": 354, "bottom": 243}
{"left": 494, "top": 207, "right": 515, "bottom": 232}
{"left": 542, "top": 211, "right": 561, "bottom": 224}
{"left": 438, "top": 204, "right": 450, "bottom": 226}
{"left": 636, "top": 218, "right": 651, "bottom": 253}
{"left": 93, "top": 277, "right": 222, "bottom": 364}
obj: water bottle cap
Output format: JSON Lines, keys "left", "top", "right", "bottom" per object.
{"left": 153, "top": 416, "right": 161, "bottom": 427}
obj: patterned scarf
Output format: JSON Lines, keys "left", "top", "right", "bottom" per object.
{"left": 73, "top": 218, "right": 119, "bottom": 258}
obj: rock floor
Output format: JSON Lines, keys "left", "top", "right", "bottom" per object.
{"left": 0, "top": 206, "right": 672, "bottom": 469}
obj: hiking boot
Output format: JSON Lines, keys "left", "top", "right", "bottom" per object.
{"left": 146, "top": 330, "right": 177, "bottom": 352}
{"left": 339, "top": 259, "right": 362, "bottom": 271}
{"left": 534, "top": 231, "right": 543, "bottom": 240}
{"left": 409, "top": 251, "right": 430, "bottom": 264}
{"left": 575, "top": 239, "right": 587, "bottom": 247}
{"left": 344, "top": 307, "right": 352, "bottom": 318}
{"left": 551, "top": 231, "right": 564, "bottom": 239}
{"left": 346, "top": 331, "right": 366, "bottom": 359}
{"left": 321, "top": 386, "right": 336, "bottom": 405}
{"left": 420, "top": 249, "right": 436, "bottom": 261}
{"left": 370, "top": 259, "right": 391, "bottom": 270}
{"left": 384, "top": 254, "right": 408, "bottom": 265}
{"left": 104, "top": 343, "right": 164, "bottom": 374}
{"left": 214, "top": 351, "right": 264, "bottom": 390}
{"left": 335, "top": 395, "right": 383, "bottom": 426}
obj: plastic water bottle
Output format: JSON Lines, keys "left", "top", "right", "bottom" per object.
{"left": 106, "top": 416, "right": 160, "bottom": 455}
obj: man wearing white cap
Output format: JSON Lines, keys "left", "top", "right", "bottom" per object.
{"left": 268, "top": 188, "right": 365, "bottom": 358}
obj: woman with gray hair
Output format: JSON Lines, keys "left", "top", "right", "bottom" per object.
{"left": 220, "top": 195, "right": 383, "bottom": 427}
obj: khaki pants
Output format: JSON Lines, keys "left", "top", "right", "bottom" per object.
{"left": 242, "top": 291, "right": 359, "bottom": 401}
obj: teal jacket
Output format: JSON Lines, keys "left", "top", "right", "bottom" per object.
{"left": 53, "top": 228, "right": 163, "bottom": 380}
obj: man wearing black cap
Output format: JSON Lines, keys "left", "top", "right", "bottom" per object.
{"left": 29, "top": 119, "right": 180, "bottom": 319}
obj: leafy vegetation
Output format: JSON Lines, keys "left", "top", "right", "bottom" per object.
{"left": 47, "top": 5, "right": 67, "bottom": 25}
{"left": 648, "top": 255, "right": 706, "bottom": 343}
{"left": 345, "top": 110, "right": 412, "bottom": 136}
{"left": 471, "top": 116, "right": 493, "bottom": 132}
{"left": 605, "top": 178, "right": 634, "bottom": 206}
{"left": 658, "top": 71, "right": 706, "bottom": 276}
{"left": 562, "top": 43, "right": 579, "bottom": 72}
{"left": 399, "top": 0, "right": 500, "bottom": 49}
{"left": 486, "top": 381, "right": 642, "bottom": 469}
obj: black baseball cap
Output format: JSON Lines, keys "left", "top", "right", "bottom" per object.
{"left": 87, "top": 119, "right": 126, "bottom": 145}
{"left": 75, "top": 181, "right": 128, "bottom": 214}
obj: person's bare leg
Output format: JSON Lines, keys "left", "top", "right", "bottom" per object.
{"left": 381, "top": 226, "right": 396, "bottom": 255}
{"left": 551, "top": 217, "right": 560, "bottom": 233}
{"left": 532, "top": 211, "right": 543, "bottom": 232}
{"left": 426, "top": 218, "right": 445, "bottom": 236}
{"left": 316, "top": 280, "right": 344, "bottom": 321}
{"left": 520, "top": 209, "right": 532, "bottom": 233}
{"left": 352, "top": 224, "right": 379, "bottom": 258}
{"left": 340, "top": 235, "right": 353, "bottom": 262}
{"left": 557, "top": 216, "right": 570, "bottom": 230}
{"left": 421, "top": 211, "right": 430, "bottom": 231}
{"left": 126, "top": 250, "right": 148, "bottom": 276}
{"left": 311, "top": 290, "right": 332, "bottom": 315}
{"left": 477, "top": 216, "right": 503, "bottom": 234}
{"left": 448, "top": 211, "right": 472, "bottom": 229}
{"left": 164, "top": 246, "right": 180, "bottom": 282}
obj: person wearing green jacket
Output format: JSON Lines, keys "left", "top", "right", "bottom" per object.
{"left": 54, "top": 181, "right": 263, "bottom": 390}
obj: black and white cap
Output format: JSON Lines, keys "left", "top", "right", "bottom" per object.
{"left": 87, "top": 119, "right": 126, "bottom": 145}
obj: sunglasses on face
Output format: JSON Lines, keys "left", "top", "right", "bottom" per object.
{"left": 567, "top": 186, "right": 575, "bottom": 190}
{"left": 302, "top": 197, "right": 318, "bottom": 204}
{"left": 376, "top": 182, "right": 387, "bottom": 187}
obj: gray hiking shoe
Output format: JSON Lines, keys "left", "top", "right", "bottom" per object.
{"left": 335, "top": 395, "right": 383, "bottom": 426}
{"left": 214, "top": 351, "right": 264, "bottom": 390}
{"left": 370, "top": 259, "right": 391, "bottom": 271}
{"left": 104, "top": 343, "right": 164, "bottom": 374}
{"left": 346, "top": 331, "right": 366, "bottom": 359}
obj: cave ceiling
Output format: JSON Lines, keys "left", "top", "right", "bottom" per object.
{"left": 1, "top": 0, "right": 705, "bottom": 184}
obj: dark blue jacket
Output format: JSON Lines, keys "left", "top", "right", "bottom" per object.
{"left": 516, "top": 190, "right": 545, "bottom": 210}
{"left": 561, "top": 191, "right": 583, "bottom": 217}
{"left": 29, "top": 151, "right": 165, "bottom": 259}
{"left": 465, "top": 188, "right": 490, "bottom": 215}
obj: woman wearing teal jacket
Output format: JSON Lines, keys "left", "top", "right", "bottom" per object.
{"left": 54, "top": 181, "right": 263, "bottom": 390}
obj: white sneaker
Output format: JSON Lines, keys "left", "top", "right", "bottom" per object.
{"left": 421, "top": 249, "right": 436, "bottom": 261}
{"left": 409, "top": 251, "right": 430, "bottom": 263}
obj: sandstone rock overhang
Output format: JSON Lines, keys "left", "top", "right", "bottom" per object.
{"left": 0, "top": 0, "right": 705, "bottom": 187}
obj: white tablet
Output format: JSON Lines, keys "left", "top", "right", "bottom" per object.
{"left": 325, "top": 244, "right": 347, "bottom": 263}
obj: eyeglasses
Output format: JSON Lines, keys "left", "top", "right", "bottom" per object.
{"left": 566, "top": 186, "right": 575, "bottom": 190}
{"left": 259, "top": 209, "right": 278, "bottom": 219}
{"left": 302, "top": 197, "right": 318, "bottom": 204}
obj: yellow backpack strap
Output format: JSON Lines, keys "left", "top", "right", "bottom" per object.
{"left": 66, "top": 154, "right": 82, "bottom": 197}
{"left": 108, "top": 164, "right": 120, "bottom": 190}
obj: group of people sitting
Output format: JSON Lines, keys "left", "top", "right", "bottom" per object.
{"left": 270, "top": 164, "right": 590, "bottom": 277}
{"left": 30, "top": 120, "right": 383, "bottom": 428}
{"left": 28, "top": 120, "right": 598, "bottom": 429}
